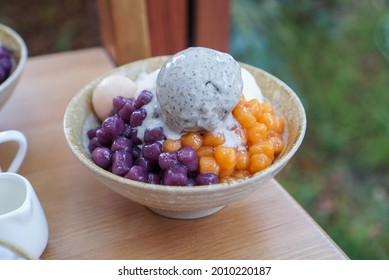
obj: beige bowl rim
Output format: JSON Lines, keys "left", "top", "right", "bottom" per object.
{"left": 63, "top": 56, "right": 307, "bottom": 194}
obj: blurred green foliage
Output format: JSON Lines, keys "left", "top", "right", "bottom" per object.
{"left": 231, "top": 0, "right": 389, "bottom": 259}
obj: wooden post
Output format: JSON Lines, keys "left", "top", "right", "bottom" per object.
{"left": 146, "top": 0, "right": 189, "bottom": 56}
{"left": 97, "top": 0, "right": 231, "bottom": 65}
{"left": 97, "top": 0, "right": 151, "bottom": 65}
{"left": 194, "top": 0, "right": 231, "bottom": 52}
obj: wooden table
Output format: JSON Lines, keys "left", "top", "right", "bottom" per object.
{"left": 0, "top": 48, "right": 347, "bottom": 260}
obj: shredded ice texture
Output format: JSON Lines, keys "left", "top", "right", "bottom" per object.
{"left": 156, "top": 47, "right": 243, "bottom": 133}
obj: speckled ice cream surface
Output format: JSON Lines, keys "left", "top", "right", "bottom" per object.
{"left": 130, "top": 49, "right": 263, "bottom": 148}
{"left": 156, "top": 47, "right": 243, "bottom": 133}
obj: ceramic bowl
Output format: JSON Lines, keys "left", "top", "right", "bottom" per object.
{"left": 63, "top": 56, "right": 306, "bottom": 219}
{"left": 0, "top": 24, "right": 28, "bottom": 110}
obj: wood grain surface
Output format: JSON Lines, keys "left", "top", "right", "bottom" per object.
{"left": 0, "top": 48, "right": 347, "bottom": 260}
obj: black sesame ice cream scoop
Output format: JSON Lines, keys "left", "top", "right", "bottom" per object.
{"left": 156, "top": 47, "right": 243, "bottom": 133}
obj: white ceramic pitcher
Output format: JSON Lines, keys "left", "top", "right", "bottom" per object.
{"left": 0, "top": 130, "right": 48, "bottom": 259}
{"left": 0, "top": 173, "right": 49, "bottom": 259}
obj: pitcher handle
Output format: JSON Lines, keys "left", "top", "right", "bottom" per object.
{"left": 0, "top": 130, "right": 27, "bottom": 173}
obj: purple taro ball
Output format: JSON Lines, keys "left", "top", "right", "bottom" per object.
{"left": 91, "top": 147, "right": 112, "bottom": 170}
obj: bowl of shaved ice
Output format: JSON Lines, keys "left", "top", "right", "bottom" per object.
{"left": 64, "top": 47, "right": 306, "bottom": 219}
{"left": 0, "top": 24, "right": 27, "bottom": 110}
